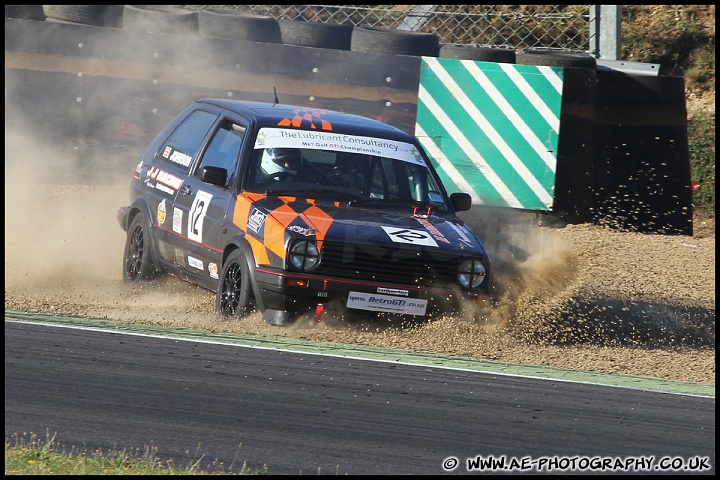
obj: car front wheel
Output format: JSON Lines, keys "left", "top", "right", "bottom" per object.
{"left": 216, "top": 250, "right": 254, "bottom": 318}
{"left": 122, "top": 213, "right": 155, "bottom": 284}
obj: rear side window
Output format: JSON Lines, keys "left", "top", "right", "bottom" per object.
{"left": 157, "top": 110, "right": 218, "bottom": 173}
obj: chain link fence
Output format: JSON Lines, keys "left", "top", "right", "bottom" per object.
{"left": 182, "top": 5, "right": 591, "bottom": 51}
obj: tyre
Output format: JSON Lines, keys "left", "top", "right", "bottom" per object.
{"left": 516, "top": 49, "right": 597, "bottom": 70}
{"left": 42, "top": 5, "right": 123, "bottom": 27}
{"left": 279, "top": 19, "right": 353, "bottom": 50}
{"left": 439, "top": 45, "right": 516, "bottom": 63}
{"left": 216, "top": 250, "right": 254, "bottom": 318}
{"left": 351, "top": 26, "right": 439, "bottom": 57}
{"left": 122, "top": 5, "right": 199, "bottom": 34}
{"left": 123, "top": 213, "right": 156, "bottom": 284}
{"left": 5, "top": 5, "right": 45, "bottom": 20}
{"left": 198, "top": 9, "right": 281, "bottom": 43}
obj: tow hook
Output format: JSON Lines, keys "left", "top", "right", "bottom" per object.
{"left": 314, "top": 304, "right": 325, "bottom": 322}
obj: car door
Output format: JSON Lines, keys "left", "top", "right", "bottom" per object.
{"left": 170, "top": 118, "right": 247, "bottom": 287}
{"left": 145, "top": 108, "right": 219, "bottom": 269}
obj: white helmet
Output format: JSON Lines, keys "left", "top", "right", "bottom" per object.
{"left": 260, "top": 148, "right": 300, "bottom": 176}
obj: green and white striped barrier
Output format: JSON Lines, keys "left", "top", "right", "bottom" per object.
{"left": 416, "top": 57, "right": 564, "bottom": 211}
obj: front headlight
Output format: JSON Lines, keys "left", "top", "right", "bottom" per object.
{"left": 458, "top": 259, "right": 486, "bottom": 288}
{"left": 288, "top": 240, "right": 320, "bottom": 271}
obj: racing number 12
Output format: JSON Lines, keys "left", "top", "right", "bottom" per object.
{"left": 188, "top": 190, "right": 213, "bottom": 243}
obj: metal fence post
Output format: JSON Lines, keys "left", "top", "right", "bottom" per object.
{"left": 590, "top": 5, "right": 622, "bottom": 59}
{"left": 396, "top": 5, "right": 438, "bottom": 31}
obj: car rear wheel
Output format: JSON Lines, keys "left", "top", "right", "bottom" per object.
{"left": 122, "top": 213, "right": 155, "bottom": 284}
{"left": 216, "top": 250, "right": 254, "bottom": 318}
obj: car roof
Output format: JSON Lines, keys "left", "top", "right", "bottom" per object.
{"left": 194, "top": 98, "right": 414, "bottom": 142}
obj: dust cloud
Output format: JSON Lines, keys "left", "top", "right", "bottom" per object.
{"left": 4, "top": 27, "right": 715, "bottom": 385}
{"left": 3, "top": 128, "right": 576, "bottom": 332}
{"left": 4, "top": 126, "right": 715, "bottom": 384}
{"left": 5, "top": 130, "right": 127, "bottom": 303}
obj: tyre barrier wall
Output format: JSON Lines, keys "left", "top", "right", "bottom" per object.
{"left": 42, "top": 5, "right": 123, "bottom": 27}
{"left": 279, "top": 19, "right": 353, "bottom": 50}
{"left": 4, "top": 18, "right": 422, "bottom": 158}
{"left": 199, "top": 10, "right": 281, "bottom": 44}
{"left": 121, "top": 5, "right": 198, "bottom": 34}
{"left": 4, "top": 14, "right": 693, "bottom": 234}
{"left": 5, "top": 5, "right": 45, "bottom": 21}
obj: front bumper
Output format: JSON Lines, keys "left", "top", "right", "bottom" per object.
{"left": 253, "top": 266, "right": 496, "bottom": 322}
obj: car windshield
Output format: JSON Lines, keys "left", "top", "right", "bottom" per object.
{"left": 243, "top": 127, "right": 449, "bottom": 211}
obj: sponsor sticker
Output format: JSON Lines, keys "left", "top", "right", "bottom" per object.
{"left": 147, "top": 166, "right": 183, "bottom": 193}
{"left": 347, "top": 291, "right": 427, "bottom": 315}
{"left": 187, "top": 256, "right": 204, "bottom": 270}
{"left": 447, "top": 221, "right": 474, "bottom": 247}
{"left": 254, "top": 127, "right": 425, "bottom": 165}
{"left": 287, "top": 225, "right": 314, "bottom": 236}
{"left": 162, "top": 146, "right": 172, "bottom": 158}
{"left": 414, "top": 217, "right": 450, "bottom": 243}
{"left": 208, "top": 262, "right": 219, "bottom": 279}
{"left": 174, "top": 248, "right": 184, "bottom": 265}
{"left": 173, "top": 207, "right": 183, "bottom": 234}
{"left": 154, "top": 183, "right": 174, "bottom": 195}
{"left": 247, "top": 208, "right": 266, "bottom": 233}
{"left": 155, "top": 170, "right": 183, "bottom": 190}
{"left": 377, "top": 287, "right": 408, "bottom": 297}
{"left": 157, "top": 199, "right": 166, "bottom": 225}
{"left": 169, "top": 149, "right": 192, "bottom": 167}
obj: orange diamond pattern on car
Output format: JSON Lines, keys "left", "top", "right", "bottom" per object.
{"left": 299, "top": 204, "right": 334, "bottom": 250}
{"left": 232, "top": 193, "right": 337, "bottom": 267}
{"left": 277, "top": 109, "right": 333, "bottom": 131}
{"left": 233, "top": 193, "right": 271, "bottom": 265}
{"left": 263, "top": 204, "right": 295, "bottom": 259}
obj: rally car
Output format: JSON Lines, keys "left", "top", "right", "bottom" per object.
{"left": 117, "top": 98, "right": 495, "bottom": 324}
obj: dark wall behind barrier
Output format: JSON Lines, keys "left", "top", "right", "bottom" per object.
{"left": 4, "top": 17, "right": 693, "bottom": 234}
{"left": 553, "top": 67, "right": 597, "bottom": 224}
{"left": 593, "top": 72, "right": 692, "bottom": 235}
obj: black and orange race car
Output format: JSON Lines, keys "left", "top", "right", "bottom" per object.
{"left": 117, "top": 98, "right": 495, "bottom": 325}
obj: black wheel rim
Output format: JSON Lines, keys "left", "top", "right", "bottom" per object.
{"left": 125, "top": 224, "right": 144, "bottom": 281}
{"left": 219, "top": 261, "right": 242, "bottom": 315}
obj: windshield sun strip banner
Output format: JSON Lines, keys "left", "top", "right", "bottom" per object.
{"left": 254, "top": 127, "right": 425, "bottom": 166}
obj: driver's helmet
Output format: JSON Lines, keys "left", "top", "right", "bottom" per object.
{"left": 260, "top": 148, "right": 300, "bottom": 176}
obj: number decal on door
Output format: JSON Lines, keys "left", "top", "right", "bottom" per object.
{"left": 188, "top": 190, "right": 213, "bottom": 243}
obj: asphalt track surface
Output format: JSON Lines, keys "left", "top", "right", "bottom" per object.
{"left": 5, "top": 311, "right": 716, "bottom": 475}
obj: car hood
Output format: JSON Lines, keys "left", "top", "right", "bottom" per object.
{"left": 239, "top": 193, "right": 487, "bottom": 257}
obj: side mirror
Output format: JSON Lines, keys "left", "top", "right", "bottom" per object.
{"left": 450, "top": 192, "right": 472, "bottom": 212}
{"left": 199, "top": 166, "right": 228, "bottom": 186}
